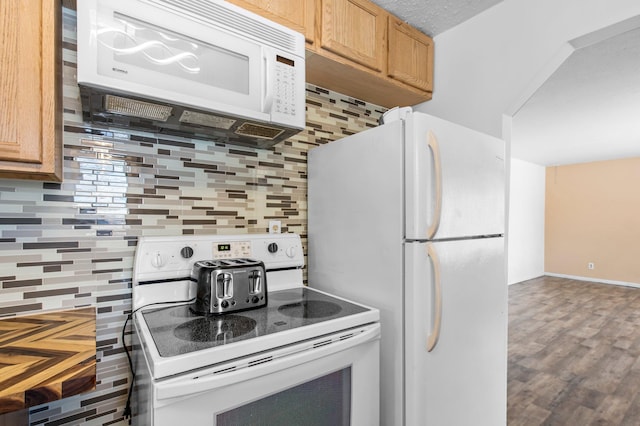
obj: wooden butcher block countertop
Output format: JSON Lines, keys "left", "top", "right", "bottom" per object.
{"left": 0, "top": 307, "right": 96, "bottom": 414}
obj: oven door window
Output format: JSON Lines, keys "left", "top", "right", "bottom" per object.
{"left": 217, "top": 367, "right": 352, "bottom": 426}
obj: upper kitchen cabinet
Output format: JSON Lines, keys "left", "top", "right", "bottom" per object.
{"left": 319, "top": 0, "right": 386, "bottom": 72}
{"left": 226, "top": 0, "right": 316, "bottom": 45}
{"left": 227, "top": 0, "right": 433, "bottom": 107}
{"left": 0, "top": 0, "right": 62, "bottom": 181}
{"left": 306, "top": 0, "right": 433, "bottom": 107}
{"left": 387, "top": 15, "right": 433, "bottom": 93}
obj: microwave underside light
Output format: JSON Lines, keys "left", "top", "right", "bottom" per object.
{"left": 179, "top": 110, "right": 236, "bottom": 130}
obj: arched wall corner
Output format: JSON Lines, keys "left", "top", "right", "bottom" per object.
{"left": 503, "top": 13, "right": 640, "bottom": 285}
{"left": 503, "top": 13, "right": 640, "bottom": 127}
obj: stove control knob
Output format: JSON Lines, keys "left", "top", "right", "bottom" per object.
{"left": 285, "top": 246, "right": 296, "bottom": 258}
{"left": 251, "top": 296, "right": 260, "bottom": 304}
{"left": 221, "top": 300, "right": 229, "bottom": 309}
{"left": 151, "top": 252, "right": 166, "bottom": 269}
{"left": 267, "top": 242, "right": 278, "bottom": 254}
{"left": 180, "top": 246, "right": 194, "bottom": 259}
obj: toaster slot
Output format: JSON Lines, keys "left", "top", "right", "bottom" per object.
{"left": 248, "top": 269, "right": 262, "bottom": 294}
{"left": 216, "top": 272, "right": 233, "bottom": 299}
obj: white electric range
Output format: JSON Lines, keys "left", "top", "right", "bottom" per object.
{"left": 130, "top": 233, "right": 380, "bottom": 426}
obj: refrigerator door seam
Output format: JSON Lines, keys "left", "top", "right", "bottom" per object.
{"left": 406, "top": 234, "right": 504, "bottom": 243}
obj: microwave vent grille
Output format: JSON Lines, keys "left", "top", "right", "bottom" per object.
{"left": 235, "top": 122, "right": 284, "bottom": 140}
{"left": 179, "top": 110, "right": 236, "bottom": 130}
{"left": 104, "top": 95, "right": 173, "bottom": 121}
{"left": 149, "top": 0, "right": 296, "bottom": 52}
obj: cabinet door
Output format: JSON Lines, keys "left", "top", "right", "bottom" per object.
{"left": 227, "top": 0, "right": 316, "bottom": 45}
{"left": 387, "top": 15, "right": 433, "bottom": 92}
{"left": 0, "top": 0, "right": 61, "bottom": 181}
{"left": 320, "top": 0, "right": 386, "bottom": 72}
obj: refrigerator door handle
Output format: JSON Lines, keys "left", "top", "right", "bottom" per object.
{"left": 426, "top": 242, "right": 442, "bottom": 352}
{"left": 426, "top": 131, "right": 442, "bottom": 239}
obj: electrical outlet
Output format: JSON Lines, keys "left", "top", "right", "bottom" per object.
{"left": 269, "top": 220, "right": 281, "bottom": 234}
{"left": 588, "top": 262, "right": 595, "bottom": 270}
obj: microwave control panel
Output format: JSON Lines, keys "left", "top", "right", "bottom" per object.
{"left": 274, "top": 55, "right": 298, "bottom": 118}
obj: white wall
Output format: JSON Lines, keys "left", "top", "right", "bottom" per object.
{"left": 507, "top": 159, "right": 545, "bottom": 284}
{"left": 413, "top": 0, "right": 640, "bottom": 281}
{"left": 414, "top": 0, "right": 640, "bottom": 138}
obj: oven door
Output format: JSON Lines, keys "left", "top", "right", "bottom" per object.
{"left": 144, "top": 323, "right": 379, "bottom": 426}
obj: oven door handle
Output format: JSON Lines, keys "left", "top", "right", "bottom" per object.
{"left": 155, "top": 323, "right": 381, "bottom": 401}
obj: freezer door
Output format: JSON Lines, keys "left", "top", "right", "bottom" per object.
{"left": 405, "top": 238, "right": 507, "bottom": 426}
{"left": 405, "top": 112, "right": 505, "bottom": 240}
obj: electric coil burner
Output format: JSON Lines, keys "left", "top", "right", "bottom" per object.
{"left": 131, "top": 233, "right": 381, "bottom": 426}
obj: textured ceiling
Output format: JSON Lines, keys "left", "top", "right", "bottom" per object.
{"left": 371, "top": 0, "right": 640, "bottom": 166}
{"left": 370, "top": 0, "right": 503, "bottom": 36}
{"left": 512, "top": 27, "right": 640, "bottom": 166}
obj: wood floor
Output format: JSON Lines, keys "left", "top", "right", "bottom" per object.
{"left": 508, "top": 276, "right": 640, "bottom": 425}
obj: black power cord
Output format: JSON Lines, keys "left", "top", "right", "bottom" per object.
{"left": 122, "top": 312, "right": 135, "bottom": 422}
{"left": 121, "top": 299, "right": 195, "bottom": 423}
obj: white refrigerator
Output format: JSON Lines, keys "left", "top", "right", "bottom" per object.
{"left": 307, "top": 108, "right": 507, "bottom": 426}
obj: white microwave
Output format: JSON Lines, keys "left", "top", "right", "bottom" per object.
{"left": 77, "top": 0, "right": 306, "bottom": 149}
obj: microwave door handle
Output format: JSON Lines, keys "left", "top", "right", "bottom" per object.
{"left": 426, "top": 131, "right": 442, "bottom": 239}
{"left": 262, "top": 52, "right": 274, "bottom": 113}
{"left": 426, "top": 242, "right": 442, "bottom": 352}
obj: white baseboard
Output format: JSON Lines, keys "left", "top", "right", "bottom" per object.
{"left": 508, "top": 274, "right": 544, "bottom": 285}
{"left": 545, "top": 272, "right": 640, "bottom": 289}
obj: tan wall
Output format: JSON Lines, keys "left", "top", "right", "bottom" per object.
{"left": 545, "top": 157, "right": 640, "bottom": 284}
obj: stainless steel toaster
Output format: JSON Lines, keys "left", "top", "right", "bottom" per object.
{"left": 190, "top": 258, "right": 267, "bottom": 315}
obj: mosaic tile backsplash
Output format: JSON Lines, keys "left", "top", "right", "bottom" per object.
{"left": 0, "top": 6, "right": 386, "bottom": 426}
